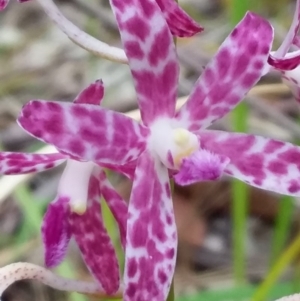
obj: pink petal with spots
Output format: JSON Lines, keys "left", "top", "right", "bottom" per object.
{"left": 124, "top": 152, "right": 177, "bottom": 301}
{"left": 18, "top": 101, "right": 149, "bottom": 165}
{"left": 98, "top": 170, "right": 127, "bottom": 249}
{"left": 268, "top": 50, "right": 300, "bottom": 71}
{"left": 155, "top": 0, "right": 203, "bottom": 37}
{"left": 74, "top": 79, "right": 104, "bottom": 105}
{"left": 174, "top": 149, "right": 229, "bottom": 185}
{"left": 281, "top": 66, "right": 300, "bottom": 103}
{"left": 0, "top": 0, "right": 8, "bottom": 10}
{"left": 176, "top": 12, "right": 273, "bottom": 131}
{"left": 275, "top": 0, "right": 300, "bottom": 57}
{"left": 110, "top": 0, "right": 179, "bottom": 125}
{"left": 69, "top": 174, "right": 120, "bottom": 294}
{"left": 0, "top": 152, "right": 66, "bottom": 175}
{"left": 200, "top": 130, "right": 300, "bottom": 196}
{"left": 42, "top": 196, "right": 71, "bottom": 268}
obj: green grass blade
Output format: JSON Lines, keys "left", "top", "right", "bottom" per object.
{"left": 252, "top": 233, "right": 300, "bottom": 301}
{"left": 228, "top": 0, "right": 251, "bottom": 285}
{"left": 270, "top": 196, "right": 294, "bottom": 267}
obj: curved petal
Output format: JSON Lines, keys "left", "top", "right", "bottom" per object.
{"left": 200, "top": 130, "right": 300, "bottom": 196}
{"left": 42, "top": 196, "right": 71, "bottom": 268}
{"left": 0, "top": 152, "right": 66, "bottom": 175}
{"left": 0, "top": 0, "right": 9, "bottom": 10}
{"left": 110, "top": 0, "right": 179, "bottom": 125}
{"left": 124, "top": 151, "right": 177, "bottom": 301}
{"left": 74, "top": 79, "right": 104, "bottom": 105}
{"left": 176, "top": 12, "right": 274, "bottom": 131}
{"left": 155, "top": 0, "right": 203, "bottom": 37}
{"left": 174, "top": 149, "right": 229, "bottom": 185}
{"left": 18, "top": 101, "right": 149, "bottom": 165}
{"left": 269, "top": 50, "right": 300, "bottom": 71}
{"left": 275, "top": 0, "right": 300, "bottom": 57}
{"left": 69, "top": 174, "right": 120, "bottom": 295}
{"left": 98, "top": 170, "right": 127, "bottom": 249}
{"left": 281, "top": 66, "right": 300, "bottom": 102}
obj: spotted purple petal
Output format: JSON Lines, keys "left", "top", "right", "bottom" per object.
{"left": 42, "top": 196, "right": 71, "bottom": 268}
{"left": 18, "top": 101, "right": 149, "bottom": 165}
{"left": 74, "top": 79, "right": 104, "bottom": 105}
{"left": 200, "top": 130, "right": 300, "bottom": 196}
{"left": 0, "top": 152, "right": 66, "bottom": 175}
{"left": 110, "top": 0, "right": 179, "bottom": 125}
{"left": 155, "top": 0, "right": 203, "bottom": 37}
{"left": 98, "top": 170, "right": 127, "bottom": 249}
{"left": 69, "top": 174, "right": 120, "bottom": 295}
{"left": 124, "top": 151, "right": 177, "bottom": 301}
{"left": 174, "top": 149, "right": 230, "bottom": 185}
{"left": 176, "top": 12, "right": 274, "bottom": 131}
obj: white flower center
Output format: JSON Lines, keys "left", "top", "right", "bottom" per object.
{"left": 58, "top": 160, "right": 95, "bottom": 214}
{"left": 149, "top": 118, "right": 199, "bottom": 169}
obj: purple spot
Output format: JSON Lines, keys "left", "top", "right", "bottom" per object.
{"left": 267, "top": 160, "right": 287, "bottom": 175}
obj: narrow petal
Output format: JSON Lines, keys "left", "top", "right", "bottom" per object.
{"left": 42, "top": 197, "right": 71, "bottom": 268}
{"left": 0, "top": 152, "right": 66, "bottom": 175}
{"left": 200, "top": 130, "right": 300, "bottom": 196}
{"left": 0, "top": 263, "right": 120, "bottom": 297}
{"left": 176, "top": 12, "right": 274, "bottom": 131}
{"left": 69, "top": 174, "right": 120, "bottom": 295}
{"left": 110, "top": 0, "right": 179, "bottom": 125}
{"left": 98, "top": 170, "right": 127, "bottom": 249}
{"left": 74, "top": 79, "right": 104, "bottom": 105}
{"left": 174, "top": 149, "right": 229, "bottom": 185}
{"left": 18, "top": 101, "right": 149, "bottom": 165}
{"left": 275, "top": 0, "right": 300, "bottom": 57}
{"left": 155, "top": 0, "right": 203, "bottom": 37}
{"left": 124, "top": 152, "right": 177, "bottom": 301}
{"left": 268, "top": 50, "right": 300, "bottom": 71}
{"left": 0, "top": 0, "right": 8, "bottom": 10}
{"left": 281, "top": 67, "right": 300, "bottom": 102}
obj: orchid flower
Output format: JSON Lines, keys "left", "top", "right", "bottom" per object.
{"left": 16, "top": 0, "right": 291, "bottom": 299}
{"left": 0, "top": 80, "right": 128, "bottom": 295}
{"left": 267, "top": 0, "right": 300, "bottom": 101}
{"left": 0, "top": 0, "right": 203, "bottom": 63}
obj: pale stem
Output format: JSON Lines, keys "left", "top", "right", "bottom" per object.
{"left": 36, "top": 0, "right": 127, "bottom": 63}
{"left": 0, "top": 262, "right": 123, "bottom": 299}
